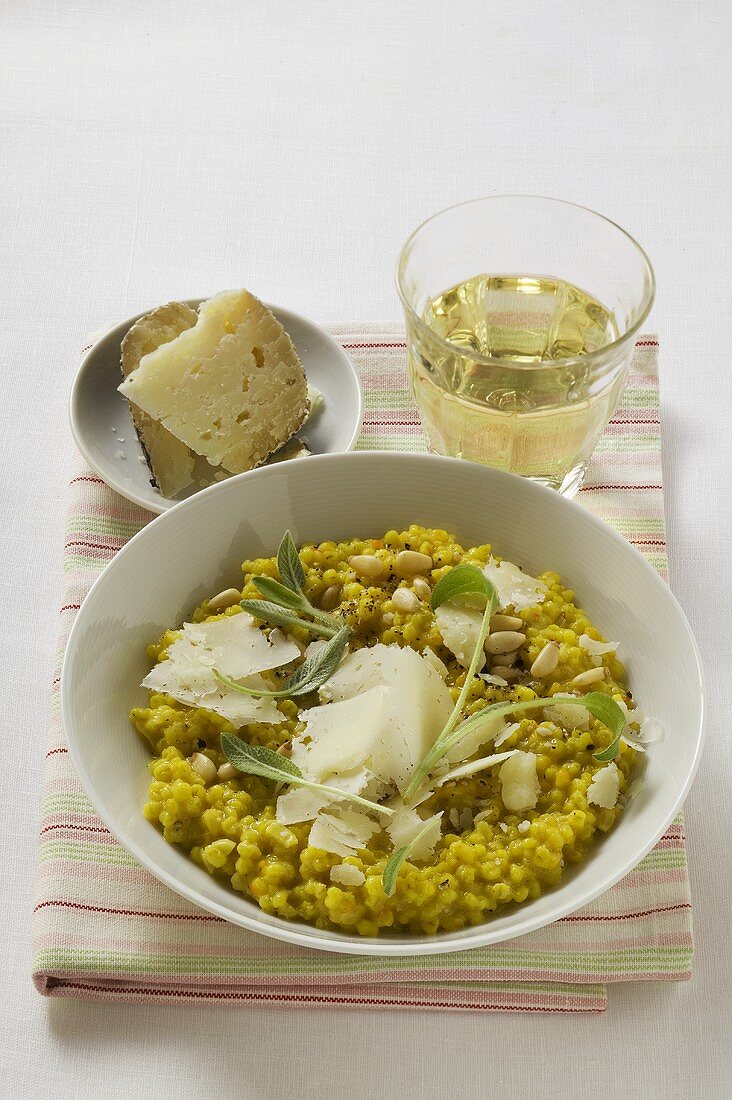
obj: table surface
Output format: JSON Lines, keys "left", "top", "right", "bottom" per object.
{"left": 2, "top": 1, "right": 731, "bottom": 1096}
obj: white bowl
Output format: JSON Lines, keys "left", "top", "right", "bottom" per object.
{"left": 69, "top": 301, "right": 363, "bottom": 513}
{"left": 62, "top": 453, "right": 704, "bottom": 956}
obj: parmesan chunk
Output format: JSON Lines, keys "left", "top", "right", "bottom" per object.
{"left": 587, "top": 762, "right": 621, "bottom": 808}
{"left": 434, "top": 594, "right": 488, "bottom": 670}
{"left": 119, "top": 289, "right": 309, "bottom": 474}
{"left": 483, "top": 557, "right": 548, "bottom": 611}
{"left": 120, "top": 301, "right": 199, "bottom": 497}
{"left": 141, "top": 611, "right": 299, "bottom": 726}
{"left": 499, "top": 751, "right": 540, "bottom": 812}
{"left": 386, "top": 806, "right": 443, "bottom": 861}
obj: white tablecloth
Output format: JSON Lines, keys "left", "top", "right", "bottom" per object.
{"left": 2, "top": 1, "right": 730, "bottom": 1096}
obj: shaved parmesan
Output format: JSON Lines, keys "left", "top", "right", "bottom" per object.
{"left": 330, "top": 864, "right": 365, "bottom": 886}
{"left": 420, "top": 647, "right": 449, "bottom": 680}
{"left": 587, "top": 762, "right": 621, "bottom": 808}
{"left": 482, "top": 557, "right": 547, "bottom": 611}
{"left": 386, "top": 807, "right": 443, "bottom": 861}
{"left": 493, "top": 721, "right": 521, "bottom": 749}
{"left": 436, "top": 749, "right": 518, "bottom": 785}
{"left": 142, "top": 611, "right": 299, "bottom": 725}
{"left": 318, "top": 645, "right": 453, "bottom": 791}
{"left": 480, "top": 672, "right": 508, "bottom": 687}
{"left": 443, "top": 709, "right": 508, "bottom": 764}
{"left": 543, "top": 701, "right": 590, "bottom": 732}
{"left": 579, "top": 633, "right": 619, "bottom": 666}
{"left": 308, "top": 808, "right": 379, "bottom": 857}
{"left": 294, "top": 687, "right": 392, "bottom": 780}
{"left": 434, "top": 594, "right": 488, "bottom": 670}
{"left": 275, "top": 767, "right": 370, "bottom": 824}
{"left": 499, "top": 751, "right": 540, "bottom": 812}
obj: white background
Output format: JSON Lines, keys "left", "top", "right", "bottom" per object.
{"left": 1, "top": 1, "right": 730, "bottom": 1096}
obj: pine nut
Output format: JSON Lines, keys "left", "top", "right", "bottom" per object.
{"left": 207, "top": 587, "right": 240, "bottom": 612}
{"left": 493, "top": 667, "right": 522, "bottom": 682}
{"left": 392, "top": 587, "right": 420, "bottom": 613}
{"left": 320, "top": 584, "right": 341, "bottom": 610}
{"left": 394, "top": 550, "right": 433, "bottom": 576}
{"left": 412, "top": 576, "right": 431, "bottom": 601}
{"left": 530, "top": 641, "right": 560, "bottom": 678}
{"left": 485, "top": 630, "right": 525, "bottom": 655}
{"left": 188, "top": 752, "right": 217, "bottom": 783}
{"left": 276, "top": 741, "right": 292, "bottom": 758}
{"left": 571, "top": 667, "right": 607, "bottom": 690}
{"left": 217, "top": 762, "right": 238, "bottom": 780}
{"left": 489, "top": 613, "right": 523, "bottom": 631}
{"left": 489, "top": 649, "right": 518, "bottom": 667}
{"left": 348, "top": 554, "right": 387, "bottom": 579}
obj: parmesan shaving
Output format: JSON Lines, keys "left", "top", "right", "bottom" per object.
{"left": 329, "top": 864, "right": 365, "bottom": 886}
{"left": 587, "top": 762, "right": 621, "bottom": 809}
{"left": 499, "top": 751, "right": 540, "bottom": 812}
{"left": 482, "top": 557, "right": 548, "bottom": 611}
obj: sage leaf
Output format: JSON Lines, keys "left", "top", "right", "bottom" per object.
{"left": 214, "top": 626, "right": 349, "bottom": 698}
{"left": 277, "top": 530, "right": 306, "bottom": 594}
{"left": 220, "top": 733, "right": 393, "bottom": 816}
{"left": 382, "top": 818, "right": 440, "bottom": 897}
{"left": 252, "top": 575, "right": 306, "bottom": 610}
{"left": 239, "top": 600, "right": 338, "bottom": 638}
{"left": 430, "top": 562, "right": 497, "bottom": 611}
{"left": 581, "top": 692, "right": 627, "bottom": 761}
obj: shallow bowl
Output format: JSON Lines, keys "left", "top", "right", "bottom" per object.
{"left": 62, "top": 452, "right": 704, "bottom": 955}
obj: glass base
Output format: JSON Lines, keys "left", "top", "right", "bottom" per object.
{"left": 526, "top": 462, "right": 588, "bottom": 497}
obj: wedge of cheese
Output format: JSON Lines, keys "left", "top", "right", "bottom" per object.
{"left": 119, "top": 289, "right": 309, "bottom": 474}
{"left": 120, "top": 301, "right": 199, "bottom": 497}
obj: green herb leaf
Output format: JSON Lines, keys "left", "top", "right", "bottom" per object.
{"left": 282, "top": 627, "right": 349, "bottom": 694}
{"left": 239, "top": 600, "right": 338, "bottom": 638}
{"left": 277, "top": 530, "right": 306, "bottom": 594}
{"left": 220, "top": 733, "right": 394, "bottom": 817}
{"left": 251, "top": 575, "right": 306, "bottom": 610}
{"left": 430, "top": 563, "right": 496, "bottom": 611}
{"left": 214, "top": 626, "right": 349, "bottom": 699}
{"left": 582, "top": 692, "right": 627, "bottom": 761}
{"left": 382, "top": 818, "right": 440, "bottom": 897}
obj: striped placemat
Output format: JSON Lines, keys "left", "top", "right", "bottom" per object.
{"left": 33, "top": 330, "right": 692, "bottom": 1013}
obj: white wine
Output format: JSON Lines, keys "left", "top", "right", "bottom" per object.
{"left": 410, "top": 274, "right": 623, "bottom": 492}
{"left": 424, "top": 274, "right": 616, "bottom": 362}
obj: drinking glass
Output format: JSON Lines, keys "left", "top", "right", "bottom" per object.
{"left": 397, "top": 196, "right": 655, "bottom": 495}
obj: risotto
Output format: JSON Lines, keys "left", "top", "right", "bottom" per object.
{"left": 129, "top": 526, "right": 649, "bottom": 937}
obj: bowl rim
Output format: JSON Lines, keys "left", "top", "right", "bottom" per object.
{"left": 68, "top": 299, "right": 364, "bottom": 514}
{"left": 61, "top": 451, "right": 705, "bottom": 956}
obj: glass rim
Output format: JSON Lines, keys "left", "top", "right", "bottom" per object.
{"left": 395, "top": 194, "right": 656, "bottom": 372}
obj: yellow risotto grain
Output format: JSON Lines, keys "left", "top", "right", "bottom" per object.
{"left": 132, "top": 527, "right": 636, "bottom": 936}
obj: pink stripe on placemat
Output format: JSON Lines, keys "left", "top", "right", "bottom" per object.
{"left": 32, "top": 331, "right": 692, "bottom": 1012}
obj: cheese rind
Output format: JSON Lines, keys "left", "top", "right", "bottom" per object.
{"left": 119, "top": 289, "right": 309, "bottom": 473}
{"left": 120, "top": 301, "right": 199, "bottom": 497}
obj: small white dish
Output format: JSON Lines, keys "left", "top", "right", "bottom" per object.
{"left": 69, "top": 300, "right": 363, "bottom": 513}
{"left": 62, "top": 452, "right": 704, "bottom": 957}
